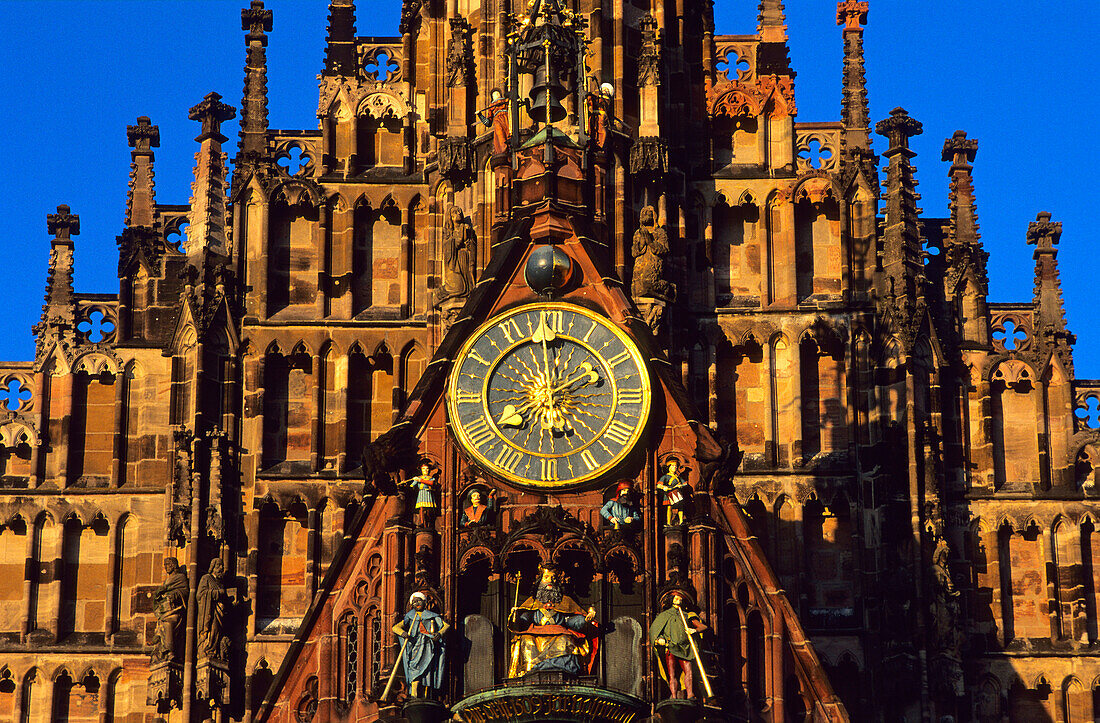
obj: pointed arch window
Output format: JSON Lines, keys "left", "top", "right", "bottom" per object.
{"left": 337, "top": 611, "right": 359, "bottom": 705}
{"left": 368, "top": 606, "right": 382, "bottom": 693}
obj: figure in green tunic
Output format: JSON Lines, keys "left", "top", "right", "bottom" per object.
{"left": 649, "top": 591, "right": 708, "bottom": 700}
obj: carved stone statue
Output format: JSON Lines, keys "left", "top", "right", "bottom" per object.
{"left": 930, "top": 539, "right": 961, "bottom": 652}
{"left": 600, "top": 482, "right": 640, "bottom": 530}
{"left": 404, "top": 462, "right": 439, "bottom": 528}
{"left": 445, "top": 18, "right": 471, "bottom": 87}
{"left": 151, "top": 558, "right": 188, "bottom": 664}
{"left": 439, "top": 206, "right": 476, "bottom": 303}
{"left": 631, "top": 206, "right": 674, "bottom": 301}
{"left": 197, "top": 558, "right": 230, "bottom": 661}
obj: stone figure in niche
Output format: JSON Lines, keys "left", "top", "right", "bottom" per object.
{"left": 930, "top": 538, "right": 961, "bottom": 651}
{"left": 404, "top": 462, "right": 438, "bottom": 528}
{"left": 445, "top": 18, "right": 471, "bottom": 87}
{"left": 460, "top": 487, "right": 497, "bottom": 527}
{"left": 197, "top": 558, "right": 230, "bottom": 661}
{"left": 631, "top": 205, "right": 674, "bottom": 301}
{"left": 477, "top": 89, "right": 511, "bottom": 156}
{"left": 439, "top": 206, "right": 476, "bottom": 303}
{"left": 649, "top": 591, "right": 708, "bottom": 700}
{"left": 392, "top": 591, "right": 450, "bottom": 698}
{"left": 151, "top": 558, "right": 189, "bottom": 663}
{"left": 507, "top": 564, "right": 598, "bottom": 678}
{"left": 600, "top": 482, "right": 640, "bottom": 530}
{"left": 414, "top": 544, "right": 438, "bottom": 589}
{"left": 657, "top": 459, "right": 692, "bottom": 527}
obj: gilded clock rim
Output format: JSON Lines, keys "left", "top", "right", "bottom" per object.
{"left": 446, "top": 302, "right": 651, "bottom": 488}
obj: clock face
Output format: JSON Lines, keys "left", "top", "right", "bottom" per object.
{"left": 447, "top": 303, "right": 651, "bottom": 488}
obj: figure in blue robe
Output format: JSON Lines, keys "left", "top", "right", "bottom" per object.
{"left": 392, "top": 592, "right": 450, "bottom": 697}
{"left": 600, "top": 483, "right": 640, "bottom": 529}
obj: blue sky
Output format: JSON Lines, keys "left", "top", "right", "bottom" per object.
{"left": 1, "top": 1, "right": 1097, "bottom": 376}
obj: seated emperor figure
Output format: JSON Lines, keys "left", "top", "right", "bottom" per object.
{"left": 507, "top": 566, "right": 597, "bottom": 678}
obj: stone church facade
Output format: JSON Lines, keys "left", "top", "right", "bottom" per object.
{"left": 0, "top": 1, "right": 1097, "bottom": 721}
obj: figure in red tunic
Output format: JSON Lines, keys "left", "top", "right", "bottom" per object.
{"left": 477, "top": 88, "right": 511, "bottom": 156}
{"left": 460, "top": 487, "right": 497, "bottom": 527}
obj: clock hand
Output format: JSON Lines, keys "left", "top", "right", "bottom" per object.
{"left": 551, "top": 362, "right": 600, "bottom": 395}
{"left": 497, "top": 395, "right": 548, "bottom": 427}
{"left": 532, "top": 313, "right": 556, "bottom": 387}
{"left": 497, "top": 403, "right": 527, "bottom": 427}
{"left": 534, "top": 363, "right": 600, "bottom": 433}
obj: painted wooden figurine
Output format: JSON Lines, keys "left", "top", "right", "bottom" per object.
{"left": 406, "top": 463, "right": 439, "bottom": 528}
{"left": 600, "top": 481, "right": 640, "bottom": 530}
{"left": 392, "top": 591, "right": 450, "bottom": 698}
{"left": 460, "top": 487, "right": 497, "bottom": 527}
{"left": 650, "top": 591, "right": 709, "bottom": 700}
{"left": 656, "top": 459, "right": 691, "bottom": 527}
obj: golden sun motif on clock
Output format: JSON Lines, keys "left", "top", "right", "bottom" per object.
{"left": 447, "top": 303, "right": 651, "bottom": 488}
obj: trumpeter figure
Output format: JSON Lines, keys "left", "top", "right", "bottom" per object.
{"left": 650, "top": 590, "right": 711, "bottom": 701}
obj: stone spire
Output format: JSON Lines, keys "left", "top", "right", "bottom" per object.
{"left": 125, "top": 117, "right": 159, "bottom": 228}
{"left": 1028, "top": 212, "right": 1064, "bottom": 327}
{"left": 942, "top": 131, "right": 980, "bottom": 247}
{"left": 757, "top": 0, "right": 787, "bottom": 43}
{"left": 37, "top": 205, "right": 79, "bottom": 335}
{"left": 875, "top": 107, "right": 924, "bottom": 314}
{"left": 238, "top": 1, "right": 272, "bottom": 167}
{"left": 942, "top": 130, "right": 989, "bottom": 343}
{"left": 322, "top": 0, "right": 357, "bottom": 77}
{"left": 836, "top": 1, "right": 870, "bottom": 152}
{"left": 1028, "top": 213, "right": 1074, "bottom": 357}
{"left": 187, "top": 93, "right": 236, "bottom": 261}
{"left": 756, "top": 1, "right": 793, "bottom": 78}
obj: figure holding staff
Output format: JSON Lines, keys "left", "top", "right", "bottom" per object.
{"left": 649, "top": 590, "right": 710, "bottom": 700}
{"left": 387, "top": 591, "right": 450, "bottom": 699}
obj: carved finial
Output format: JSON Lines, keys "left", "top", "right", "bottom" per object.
{"left": 876, "top": 109, "right": 924, "bottom": 315}
{"left": 37, "top": 205, "right": 79, "bottom": 341}
{"left": 1027, "top": 211, "right": 1062, "bottom": 254}
{"left": 127, "top": 117, "right": 160, "bottom": 154}
{"left": 836, "top": 0, "right": 868, "bottom": 30}
{"left": 876, "top": 107, "right": 922, "bottom": 157}
{"left": 942, "top": 131, "right": 981, "bottom": 245}
{"left": 47, "top": 204, "right": 80, "bottom": 242}
{"left": 941, "top": 129, "right": 977, "bottom": 167}
{"left": 399, "top": 0, "right": 424, "bottom": 36}
{"left": 242, "top": 0, "right": 272, "bottom": 46}
{"left": 1028, "top": 212, "right": 1073, "bottom": 360}
{"left": 941, "top": 130, "right": 988, "bottom": 342}
{"left": 188, "top": 92, "right": 236, "bottom": 144}
{"left": 323, "top": 0, "right": 357, "bottom": 76}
